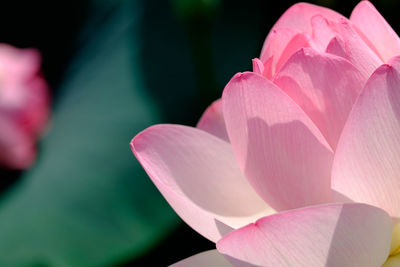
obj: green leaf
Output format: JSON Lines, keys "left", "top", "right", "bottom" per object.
{"left": 0, "top": 1, "right": 179, "bottom": 266}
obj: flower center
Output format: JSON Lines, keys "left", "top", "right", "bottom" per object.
{"left": 382, "top": 223, "right": 400, "bottom": 266}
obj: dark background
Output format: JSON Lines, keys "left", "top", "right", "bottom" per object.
{"left": 0, "top": 0, "right": 398, "bottom": 266}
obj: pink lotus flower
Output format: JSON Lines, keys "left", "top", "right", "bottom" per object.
{"left": 131, "top": 1, "right": 400, "bottom": 266}
{"left": 0, "top": 44, "right": 49, "bottom": 169}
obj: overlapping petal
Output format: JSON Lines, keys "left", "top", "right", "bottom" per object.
{"left": 259, "top": 2, "right": 345, "bottom": 77}
{"left": 131, "top": 124, "right": 274, "bottom": 242}
{"left": 222, "top": 72, "right": 333, "bottom": 211}
{"left": 170, "top": 250, "right": 232, "bottom": 267}
{"left": 260, "top": 3, "right": 385, "bottom": 80}
{"left": 132, "top": 2, "right": 400, "bottom": 265}
{"left": 322, "top": 18, "right": 383, "bottom": 78}
{"left": 270, "top": 2, "right": 345, "bottom": 35}
{"left": 252, "top": 57, "right": 273, "bottom": 79}
{"left": 260, "top": 28, "right": 312, "bottom": 76}
{"left": 274, "top": 48, "right": 366, "bottom": 149}
{"left": 332, "top": 56, "right": 400, "bottom": 218}
{"left": 196, "top": 99, "right": 229, "bottom": 142}
{"left": 310, "top": 15, "right": 337, "bottom": 51}
{"left": 350, "top": 1, "right": 400, "bottom": 62}
{"left": 217, "top": 203, "right": 392, "bottom": 267}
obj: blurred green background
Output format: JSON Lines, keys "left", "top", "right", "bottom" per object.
{"left": 0, "top": 0, "right": 398, "bottom": 266}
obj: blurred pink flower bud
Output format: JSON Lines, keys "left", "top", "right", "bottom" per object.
{"left": 0, "top": 44, "right": 49, "bottom": 169}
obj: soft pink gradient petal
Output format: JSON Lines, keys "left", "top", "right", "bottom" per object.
{"left": 325, "top": 37, "right": 346, "bottom": 58}
{"left": 196, "top": 99, "right": 229, "bottom": 142}
{"left": 217, "top": 203, "right": 392, "bottom": 267}
{"left": 350, "top": 1, "right": 400, "bottom": 62}
{"left": 222, "top": 72, "right": 333, "bottom": 212}
{"left": 261, "top": 28, "right": 313, "bottom": 77}
{"left": 270, "top": 2, "right": 345, "bottom": 35}
{"left": 324, "top": 18, "right": 383, "bottom": 78}
{"left": 274, "top": 33, "right": 313, "bottom": 75}
{"left": 261, "top": 27, "right": 299, "bottom": 62}
{"left": 274, "top": 48, "right": 366, "bottom": 149}
{"left": 131, "top": 124, "right": 275, "bottom": 242}
{"left": 310, "top": 15, "right": 337, "bottom": 51}
{"left": 252, "top": 58, "right": 264, "bottom": 75}
{"left": 332, "top": 56, "right": 400, "bottom": 218}
{"left": 170, "top": 250, "right": 233, "bottom": 267}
